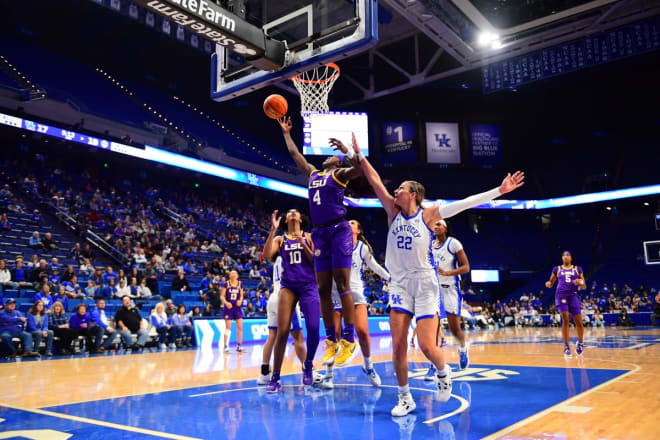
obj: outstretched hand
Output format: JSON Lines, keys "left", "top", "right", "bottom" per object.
{"left": 351, "top": 132, "right": 362, "bottom": 155}
{"left": 271, "top": 210, "right": 281, "bottom": 231}
{"left": 499, "top": 171, "right": 525, "bottom": 194}
{"left": 328, "top": 138, "right": 349, "bottom": 154}
{"left": 277, "top": 116, "right": 292, "bottom": 134}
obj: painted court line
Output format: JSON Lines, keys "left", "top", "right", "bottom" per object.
{"left": 554, "top": 405, "right": 592, "bottom": 414}
{"left": 625, "top": 343, "right": 652, "bottom": 349}
{"left": 0, "top": 403, "right": 202, "bottom": 440}
{"left": 481, "top": 360, "right": 640, "bottom": 440}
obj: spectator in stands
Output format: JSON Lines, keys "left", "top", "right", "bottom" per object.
{"left": 26, "top": 255, "right": 39, "bottom": 270}
{"left": 70, "top": 304, "right": 103, "bottom": 353}
{"left": 27, "top": 300, "right": 54, "bottom": 356}
{"left": 133, "top": 249, "right": 147, "bottom": 266}
{"left": 50, "top": 258, "right": 60, "bottom": 271}
{"left": 61, "top": 276, "right": 84, "bottom": 299}
{"left": 0, "top": 213, "right": 10, "bottom": 230}
{"left": 52, "top": 285, "right": 70, "bottom": 312}
{"left": 7, "top": 198, "right": 24, "bottom": 214}
{"left": 84, "top": 280, "right": 98, "bottom": 298}
{"left": 40, "top": 232, "right": 58, "bottom": 251}
{"left": 90, "top": 299, "right": 117, "bottom": 352}
{"left": 183, "top": 260, "right": 198, "bottom": 275}
{"left": 164, "top": 256, "right": 178, "bottom": 274}
{"left": 28, "top": 232, "right": 42, "bottom": 250}
{"left": 29, "top": 209, "right": 42, "bottom": 225}
{"left": 254, "top": 291, "right": 267, "bottom": 314}
{"left": 81, "top": 243, "right": 94, "bottom": 260}
{"left": 245, "top": 302, "right": 256, "bottom": 318}
{"left": 48, "top": 301, "right": 78, "bottom": 354}
{"left": 11, "top": 259, "right": 30, "bottom": 289}
{"left": 0, "top": 298, "right": 39, "bottom": 358}
{"left": 102, "top": 266, "right": 118, "bottom": 287}
{"left": 101, "top": 278, "right": 118, "bottom": 298}
{"left": 142, "top": 262, "right": 159, "bottom": 293}
{"left": 114, "top": 295, "right": 148, "bottom": 350}
{"left": 249, "top": 265, "right": 260, "bottom": 279}
{"left": 0, "top": 184, "right": 11, "bottom": 199}
{"left": 60, "top": 266, "right": 75, "bottom": 283}
{"left": 79, "top": 259, "right": 95, "bottom": 277}
{"left": 115, "top": 279, "right": 131, "bottom": 298}
{"left": 163, "top": 299, "right": 176, "bottom": 318}
{"left": 49, "top": 268, "right": 61, "bottom": 287}
{"left": 190, "top": 306, "right": 202, "bottom": 318}
{"left": 137, "top": 278, "right": 152, "bottom": 299}
{"left": 151, "top": 303, "right": 174, "bottom": 349}
{"left": 69, "top": 243, "right": 83, "bottom": 263}
{"left": 33, "top": 284, "right": 54, "bottom": 311}
{"left": 92, "top": 267, "right": 104, "bottom": 286}
{"left": 0, "top": 259, "right": 18, "bottom": 290}
{"left": 618, "top": 308, "right": 633, "bottom": 327}
{"left": 128, "top": 277, "right": 139, "bottom": 298}
{"left": 171, "top": 304, "right": 193, "bottom": 347}
{"left": 652, "top": 292, "right": 660, "bottom": 326}
{"left": 592, "top": 306, "right": 605, "bottom": 327}
{"left": 171, "top": 270, "right": 190, "bottom": 292}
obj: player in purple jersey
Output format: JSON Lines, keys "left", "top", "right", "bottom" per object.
{"left": 221, "top": 270, "right": 244, "bottom": 353}
{"left": 262, "top": 208, "right": 321, "bottom": 391}
{"left": 278, "top": 116, "right": 363, "bottom": 367}
{"left": 545, "top": 251, "right": 586, "bottom": 357}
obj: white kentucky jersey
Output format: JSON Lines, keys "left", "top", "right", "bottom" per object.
{"left": 386, "top": 207, "right": 435, "bottom": 281}
{"left": 333, "top": 241, "right": 390, "bottom": 294}
{"left": 432, "top": 237, "right": 463, "bottom": 286}
{"left": 272, "top": 256, "right": 282, "bottom": 293}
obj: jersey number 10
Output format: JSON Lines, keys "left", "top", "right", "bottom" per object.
{"left": 289, "top": 250, "right": 302, "bottom": 264}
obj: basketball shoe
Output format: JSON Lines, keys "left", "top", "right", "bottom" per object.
{"left": 321, "top": 339, "right": 339, "bottom": 365}
{"left": 335, "top": 339, "right": 358, "bottom": 366}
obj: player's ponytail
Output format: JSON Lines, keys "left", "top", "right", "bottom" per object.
{"left": 354, "top": 220, "right": 374, "bottom": 256}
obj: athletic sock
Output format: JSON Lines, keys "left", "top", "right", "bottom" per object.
{"left": 326, "top": 327, "right": 337, "bottom": 343}
{"left": 364, "top": 356, "right": 373, "bottom": 370}
{"left": 261, "top": 363, "right": 270, "bottom": 376}
{"left": 342, "top": 324, "right": 355, "bottom": 343}
{"left": 326, "top": 364, "right": 334, "bottom": 375}
{"left": 437, "top": 364, "right": 450, "bottom": 378}
{"left": 398, "top": 384, "right": 410, "bottom": 395}
{"left": 271, "top": 371, "right": 280, "bottom": 382}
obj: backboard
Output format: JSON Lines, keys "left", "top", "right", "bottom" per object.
{"left": 211, "top": 0, "right": 378, "bottom": 102}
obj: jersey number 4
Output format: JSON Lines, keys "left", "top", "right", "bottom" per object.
{"left": 396, "top": 236, "right": 412, "bottom": 250}
{"left": 313, "top": 190, "right": 321, "bottom": 206}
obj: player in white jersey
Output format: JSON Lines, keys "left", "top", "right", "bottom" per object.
{"left": 317, "top": 219, "right": 390, "bottom": 388}
{"left": 334, "top": 134, "right": 525, "bottom": 417}
{"left": 257, "top": 255, "right": 306, "bottom": 385}
{"left": 425, "top": 219, "right": 471, "bottom": 381}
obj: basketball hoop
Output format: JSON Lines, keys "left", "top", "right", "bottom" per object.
{"left": 291, "top": 63, "right": 340, "bottom": 116}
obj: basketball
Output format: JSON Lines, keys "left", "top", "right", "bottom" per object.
{"left": 263, "top": 94, "right": 288, "bottom": 119}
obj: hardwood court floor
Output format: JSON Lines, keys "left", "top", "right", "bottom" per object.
{"left": 0, "top": 326, "right": 658, "bottom": 439}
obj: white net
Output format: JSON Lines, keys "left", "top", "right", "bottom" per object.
{"left": 291, "top": 63, "right": 340, "bottom": 116}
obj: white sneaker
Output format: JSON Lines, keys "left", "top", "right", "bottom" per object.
{"left": 159, "top": 343, "right": 167, "bottom": 350}
{"left": 362, "top": 366, "right": 382, "bottom": 387}
{"left": 435, "top": 365, "right": 453, "bottom": 402}
{"left": 391, "top": 393, "right": 416, "bottom": 417}
{"left": 319, "top": 373, "right": 334, "bottom": 389}
{"left": 169, "top": 343, "right": 177, "bottom": 349}
{"left": 257, "top": 372, "right": 271, "bottom": 385}
{"left": 224, "top": 346, "right": 230, "bottom": 354}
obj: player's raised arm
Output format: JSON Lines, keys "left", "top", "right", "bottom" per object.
{"left": 328, "top": 137, "right": 362, "bottom": 181}
{"left": 425, "top": 171, "right": 525, "bottom": 225}
{"left": 278, "top": 116, "right": 315, "bottom": 178}
{"left": 263, "top": 210, "right": 283, "bottom": 261}
{"left": 349, "top": 133, "right": 398, "bottom": 222}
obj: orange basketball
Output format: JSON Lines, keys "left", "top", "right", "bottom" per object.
{"left": 263, "top": 94, "right": 288, "bottom": 119}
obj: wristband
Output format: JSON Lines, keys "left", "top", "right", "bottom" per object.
{"left": 357, "top": 152, "right": 365, "bottom": 162}
{"left": 345, "top": 148, "right": 355, "bottom": 159}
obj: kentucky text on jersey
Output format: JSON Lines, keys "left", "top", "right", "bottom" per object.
{"left": 389, "top": 223, "right": 422, "bottom": 238}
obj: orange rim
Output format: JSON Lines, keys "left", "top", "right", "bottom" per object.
{"left": 291, "top": 63, "right": 341, "bottom": 84}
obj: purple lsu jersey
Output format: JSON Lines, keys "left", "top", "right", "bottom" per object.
{"left": 226, "top": 281, "right": 241, "bottom": 302}
{"left": 552, "top": 265, "right": 583, "bottom": 296}
{"left": 308, "top": 170, "right": 347, "bottom": 226}
{"left": 280, "top": 234, "right": 316, "bottom": 285}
